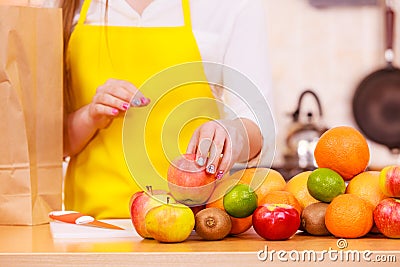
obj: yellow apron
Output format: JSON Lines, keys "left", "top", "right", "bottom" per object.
{"left": 64, "top": 0, "right": 219, "bottom": 218}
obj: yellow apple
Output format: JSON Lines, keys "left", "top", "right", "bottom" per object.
{"left": 145, "top": 199, "right": 195, "bottom": 243}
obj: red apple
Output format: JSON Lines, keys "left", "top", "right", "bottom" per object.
{"left": 167, "top": 154, "right": 216, "bottom": 206}
{"left": 380, "top": 165, "right": 400, "bottom": 197}
{"left": 252, "top": 204, "right": 300, "bottom": 241}
{"left": 130, "top": 189, "right": 173, "bottom": 239}
{"left": 129, "top": 191, "right": 144, "bottom": 210}
{"left": 373, "top": 198, "right": 400, "bottom": 238}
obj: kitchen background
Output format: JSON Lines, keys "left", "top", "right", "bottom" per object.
{"left": 33, "top": 0, "right": 400, "bottom": 173}
{"left": 264, "top": 0, "right": 400, "bottom": 172}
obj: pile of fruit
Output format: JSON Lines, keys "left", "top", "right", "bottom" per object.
{"left": 130, "top": 126, "right": 400, "bottom": 243}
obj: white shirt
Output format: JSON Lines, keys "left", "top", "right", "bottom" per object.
{"left": 71, "top": 0, "right": 274, "bottom": 166}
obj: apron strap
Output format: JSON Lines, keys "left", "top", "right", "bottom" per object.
{"left": 77, "top": 0, "right": 92, "bottom": 26}
{"left": 182, "top": 0, "right": 192, "bottom": 28}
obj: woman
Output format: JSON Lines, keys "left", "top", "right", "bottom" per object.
{"left": 61, "top": 0, "right": 272, "bottom": 219}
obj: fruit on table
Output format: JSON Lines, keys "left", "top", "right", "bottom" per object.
{"left": 379, "top": 165, "right": 400, "bottom": 197}
{"left": 346, "top": 171, "right": 387, "bottom": 208}
{"left": 252, "top": 203, "right": 300, "bottom": 241}
{"left": 301, "top": 202, "right": 330, "bottom": 236}
{"left": 314, "top": 126, "right": 370, "bottom": 181}
{"left": 223, "top": 184, "right": 258, "bottom": 218}
{"left": 206, "top": 173, "right": 241, "bottom": 204}
{"left": 195, "top": 207, "right": 232, "bottom": 240}
{"left": 206, "top": 199, "right": 253, "bottom": 235}
{"left": 167, "top": 153, "right": 216, "bottom": 206}
{"left": 145, "top": 198, "right": 195, "bottom": 243}
{"left": 206, "top": 187, "right": 253, "bottom": 235}
{"left": 129, "top": 191, "right": 144, "bottom": 209}
{"left": 230, "top": 168, "right": 286, "bottom": 204}
{"left": 190, "top": 205, "right": 206, "bottom": 216}
{"left": 130, "top": 188, "right": 172, "bottom": 239}
{"left": 307, "top": 168, "right": 346, "bottom": 203}
{"left": 285, "top": 171, "right": 320, "bottom": 209}
{"left": 259, "top": 190, "right": 303, "bottom": 216}
{"left": 373, "top": 198, "right": 400, "bottom": 238}
{"left": 228, "top": 215, "right": 253, "bottom": 235}
{"left": 325, "top": 194, "right": 373, "bottom": 238}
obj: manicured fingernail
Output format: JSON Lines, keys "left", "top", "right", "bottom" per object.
{"left": 131, "top": 98, "right": 141, "bottom": 107}
{"left": 122, "top": 103, "right": 129, "bottom": 110}
{"left": 196, "top": 157, "right": 205, "bottom": 166}
{"left": 207, "top": 164, "right": 216, "bottom": 174}
{"left": 112, "top": 108, "right": 119, "bottom": 115}
{"left": 141, "top": 97, "right": 150, "bottom": 105}
{"left": 216, "top": 171, "right": 224, "bottom": 180}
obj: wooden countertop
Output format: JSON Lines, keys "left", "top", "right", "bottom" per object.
{"left": 0, "top": 222, "right": 399, "bottom": 267}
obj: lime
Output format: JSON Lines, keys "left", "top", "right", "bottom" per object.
{"left": 307, "top": 168, "right": 346, "bottom": 203}
{"left": 223, "top": 184, "right": 258, "bottom": 218}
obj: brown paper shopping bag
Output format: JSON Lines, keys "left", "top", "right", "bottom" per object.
{"left": 0, "top": 5, "right": 63, "bottom": 225}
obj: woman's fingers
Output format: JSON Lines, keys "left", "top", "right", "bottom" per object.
{"left": 217, "top": 138, "right": 233, "bottom": 179}
{"left": 111, "top": 79, "right": 150, "bottom": 107}
{"left": 187, "top": 121, "right": 234, "bottom": 178}
{"left": 187, "top": 125, "right": 215, "bottom": 167}
{"left": 92, "top": 92, "right": 130, "bottom": 112}
{"left": 130, "top": 94, "right": 151, "bottom": 107}
{"left": 97, "top": 79, "right": 150, "bottom": 109}
{"left": 205, "top": 128, "right": 226, "bottom": 175}
{"left": 186, "top": 129, "right": 199, "bottom": 155}
{"left": 88, "top": 79, "right": 151, "bottom": 129}
{"left": 91, "top": 102, "right": 120, "bottom": 116}
{"left": 194, "top": 128, "right": 215, "bottom": 168}
{"left": 93, "top": 79, "right": 151, "bottom": 113}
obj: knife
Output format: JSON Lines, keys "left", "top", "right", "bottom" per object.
{"left": 49, "top": 211, "right": 125, "bottom": 230}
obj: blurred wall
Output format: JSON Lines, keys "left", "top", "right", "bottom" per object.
{"left": 265, "top": 0, "right": 400, "bottom": 169}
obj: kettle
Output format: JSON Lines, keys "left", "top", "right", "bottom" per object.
{"left": 283, "top": 90, "right": 328, "bottom": 175}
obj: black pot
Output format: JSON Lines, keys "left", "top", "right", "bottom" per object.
{"left": 352, "top": 2, "right": 400, "bottom": 153}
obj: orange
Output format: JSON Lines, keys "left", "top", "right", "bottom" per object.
{"left": 229, "top": 216, "right": 253, "bottom": 235}
{"left": 325, "top": 194, "right": 373, "bottom": 238}
{"left": 229, "top": 168, "right": 286, "bottom": 204}
{"left": 206, "top": 197, "right": 252, "bottom": 235}
{"left": 346, "top": 171, "right": 387, "bottom": 209}
{"left": 314, "top": 126, "right": 370, "bottom": 181}
{"left": 259, "top": 190, "right": 303, "bottom": 216}
{"left": 285, "top": 171, "right": 320, "bottom": 209}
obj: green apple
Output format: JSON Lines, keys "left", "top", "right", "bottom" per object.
{"left": 145, "top": 199, "right": 195, "bottom": 243}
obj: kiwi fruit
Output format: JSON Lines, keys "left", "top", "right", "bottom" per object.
{"left": 195, "top": 207, "right": 232, "bottom": 240}
{"left": 301, "top": 202, "right": 331, "bottom": 236}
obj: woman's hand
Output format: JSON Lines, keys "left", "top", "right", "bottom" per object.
{"left": 88, "top": 79, "right": 150, "bottom": 129}
{"left": 64, "top": 79, "right": 150, "bottom": 157}
{"left": 186, "top": 118, "right": 262, "bottom": 179}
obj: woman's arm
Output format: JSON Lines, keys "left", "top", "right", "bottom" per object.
{"left": 187, "top": 0, "right": 273, "bottom": 176}
{"left": 64, "top": 105, "right": 100, "bottom": 157}
{"left": 221, "top": 0, "right": 274, "bottom": 166}
{"left": 241, "top": 117, "right": 263, "bottom": 161}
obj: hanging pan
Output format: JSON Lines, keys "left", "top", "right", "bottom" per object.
{"left": 352, "top": 0, "right": 400, "bottom": 153}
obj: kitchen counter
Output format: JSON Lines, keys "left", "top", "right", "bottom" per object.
{"left": 0, "top": 221, "right": 399, "bottom": 267}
